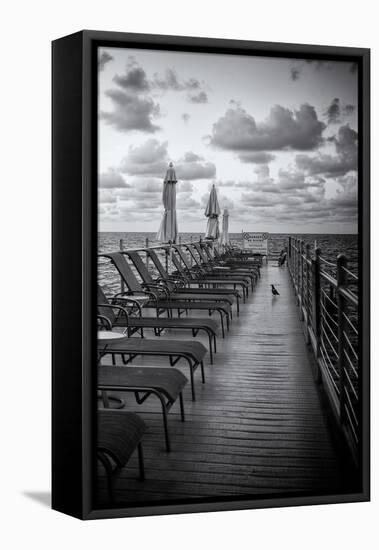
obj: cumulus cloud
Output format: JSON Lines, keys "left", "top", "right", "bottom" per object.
{"left": 238, "top": 152, "right": 276, "bottom": 164}
{"left": 209, "top": 103, "right": 325, "bottom": 152}
{"left": 120, "top": 139, "right": 168, "bottom": 175}
{"left": 99, "top": 169, "right": 130, "bottom": 188}
{"left": 324, "top": 98, "right": 356, "bottom": 125}
{"left": 101, "top": 89, "right": 161, "bottom": 133}
{"left": 119, "top": 139, "right": 216, "bottom": 180}
{"left": 295, "top": 124, "right": 358, "bottom": 177}
{"left": 176, "top": 152, "right": 216, "bottom": 180}
{"left": 113, "top": 64, "right": 150, "bottom": 93}
{"left": 325, "top": 98, "right": 341, "bottom": 125}
{"left": 98, "top": 51, "right": 113, "bottom": 71}
{"left": 187, "top": 91, "right": 208, "bottom": 104}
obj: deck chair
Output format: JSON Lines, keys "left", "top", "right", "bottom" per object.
{"left": 211, "top": 244, "right": 262, "bottom": 273}
{"left": 202, "top": 243, "right": 260, "bottom": 281}
{"left": 98, "top": 286, "right": 218, "bottom": 363}
{"left": 98, "top": 315, "right": 206, "bottom": 400}
{"left": 172, "top": 245, "right": 250, "bottom": 301}
{"left": 189, "top": 243, "right": 256, "bottom": 288}
{"left": 125, "top": 249, "right": 234, "bottom": 306}
{"left": 98, "top": 365, "right": 187, "bottom": 452}
{"left": 97, "top": 410, "right": 146, "bottom": 502}
{"left": 145, "top": 248, "right": 241, "bottom": 314}
{"left": 101, "top": 252, "right": 230, "bottom": 337}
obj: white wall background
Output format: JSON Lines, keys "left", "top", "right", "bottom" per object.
{"left": 1, "top": 0, "right": 376, "bottom": 547}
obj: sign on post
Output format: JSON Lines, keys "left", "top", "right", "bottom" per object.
{"left": 242, "top": 232, "right": 269, "bottom": 259}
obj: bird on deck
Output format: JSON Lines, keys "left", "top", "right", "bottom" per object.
{"left": 271, "top": 284, "right": 280, "bottom": 296}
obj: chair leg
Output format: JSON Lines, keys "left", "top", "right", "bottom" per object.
{"left": 200, "top": 361, "right": 205, "bottom": 383}
{"left": 179, "top": 392, "right": 185, "bottom": 422}
{"left": 137, "top": 443, "right": 145, "bottom": 480}
{"left": 189, "top": 365, "right": 196, "bottom": 401}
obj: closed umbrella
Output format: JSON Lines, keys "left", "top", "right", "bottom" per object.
{"left": 156, "top": 162, "right": 178, "bottom": 243}
{"left": 220, "top": 208, "right": 229, "bottom": 247}
{"left": 204, "top": 184, "right": 221, "bottom": 240}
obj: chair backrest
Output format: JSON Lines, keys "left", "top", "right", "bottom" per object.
{"left": 103, "top": 252, "right": 143, "bottom": 293}
{"left": 124, "top": 250, "right": 153, "bottom": 284}
{"left": 201, "top": 244, "right": 214, "bottom": 261}
{"left": 172, "top": 245, "right": 193, "bottom": 270}
{"left": 97, "top": 285, "right": 116, "bottom": 324}
{"left": 186, "top": 244, "right": 205, "bottom": 267}
{"left": 146, "top": 249, "right": 169, "bottom": 279}
{"left": 192, "top": 242, "right": 209, "bottom": 263}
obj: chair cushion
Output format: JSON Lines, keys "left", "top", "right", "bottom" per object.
{"left": 98, "top": 366, "right": 188, "bottom": 401}
{"left": 97, "top": 410, "right": 146, "bottom": 467}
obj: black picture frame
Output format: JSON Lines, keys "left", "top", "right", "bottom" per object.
{"left": 52, "top": 30, "right": 370, "bottom": 520}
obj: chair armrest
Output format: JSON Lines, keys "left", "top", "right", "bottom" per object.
{"left": 142, "top": 282, "right": 170, "bottom": 301}
{"left": 111, "top": 295, "right": 142, "bottom": 317}
{"left": 97, "top": 314, "right": 112, "bottom": 330}
{"left": 98, "top": 302, "right": 130, "bottom": 324}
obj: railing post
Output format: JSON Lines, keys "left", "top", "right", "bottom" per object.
{"left": 119, "top": 238, "right": 125, "bottom": 294}
{"left": 297, "top": 239, "right": 301, "bottom": 301}
{"left": 190, "top": 235, "right": 193, "bottom": 267}
{"left": 312, "top": 247, "right": 321, "bottom": 376}
{"left": 305, "top": 244, "right": 311, "bottom": 344}
{"left": 299, "top": 240, "right": 304, "bottom": 317}
{"left": 337, "top": 254, "right": 348, "bottom": 424}
{"left": 145, "top": 237, "right": 149, "bottom": 271}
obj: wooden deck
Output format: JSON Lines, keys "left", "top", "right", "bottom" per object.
{"left": 97, "top": 262, "right": 345, "bottom": 505}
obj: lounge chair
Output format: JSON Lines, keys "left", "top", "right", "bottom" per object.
{"left": 101, "top": 252, "right": 230, "bottom": 337}
{"left": 172, "top": 245, "right": 250, "bottom": 300}
{"left": 143, "top": 248, "right": 241, "bottom": 314}
{"left": 98, "top": 364, "right": 187, "bottom": 452}
{"left": 125, "top": 249, "right": 234, "bottom": 307}
{"left": 188, "top": 243, "right": 257, "bottom": 288}
{"left": 97, "top": 410, "right": 146, "bottom": 502}
{"left": 98, "top": 315, "right": 206, "bottom": 400}
{"left": 98, "top": 286, "right": 218, "bottom": 363}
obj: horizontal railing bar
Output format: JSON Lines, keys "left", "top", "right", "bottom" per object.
{"left": 344, "top": 387, "right": 359, "bottom": 426}
{"left": 321, "top": 327, "right": 339, "bottom": 359}
{"left": 342, "top": 265, "right": 359, "bottom": 280}
{"left": 319, "top": 256, "right": 337, "bottom": 268}
{"left": 342, "top": 311, "right": 358, "bottom": 335}
{"left": 339, "top": 287, "right": 359, "bottom": 307}
{"left": 320, "top": 269, "right": 338, "bottom": 287}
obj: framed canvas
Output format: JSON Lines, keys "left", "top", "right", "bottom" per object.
{"left": 52, "top": 30, "right": 370, "bottom": 520}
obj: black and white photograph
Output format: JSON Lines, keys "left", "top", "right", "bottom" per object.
{"left": 95, "top": 42, "right": 365, "bottom": 509}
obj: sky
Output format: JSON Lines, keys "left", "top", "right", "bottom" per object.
{"left": 98, "top": 47, "right": 358, "bottom": 234}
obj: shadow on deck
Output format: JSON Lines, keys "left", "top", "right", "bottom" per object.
{"left": 97, "top": 262, "right": 350, "bottom": 506}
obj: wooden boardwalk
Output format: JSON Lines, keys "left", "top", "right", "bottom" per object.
{"left": 97, "top": 263, "right": 344, "bottom": 505}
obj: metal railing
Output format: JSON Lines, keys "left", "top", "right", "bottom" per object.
{"left": 287, "top": 236, "right": 360, "bottom": 464}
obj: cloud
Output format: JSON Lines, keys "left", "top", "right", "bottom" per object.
{"left": 209, "top": 103, "right": 325, "bottom": 152}
{"left": 182, "top": 113, "right": 190, "bottom": 124}
{"left": 99, "top": 189, "right": 117, "bottom": 204}
{"left": 101, "top": 89, "right": 161, "bottom": 133}
{"left": 187, "top": 91, "right": 208, "bottom": 104}
{"left": 325, "top": 98, "right": 340, "bottom": 124}
{"left": 324, "top": 99, "right": 356, "bottom": 125}
{"left": 343, "top": 104, "right": 356, "bottom": 116}
{"left": 99, "top": 169, "right": 130, "bottom": 188}
{"left": 238, "top": 152, "right": 276, "bottom": 164}
{"left": 175, "top": 152, "right": 216, "bottom": 180}
{"left": 120, "top": 140, "right": 215, "bottom": 180}
{"left": 98, "top": 51, "right": 113, "bottom": 71}
{"left": 295, "top": 124, "right": 358, "bottom": 177}
{"left": 113, "top": 65, "right": 150, "bottom": 92}
{"left": 290, "top": 68, "right": 300, "bottom": 81}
